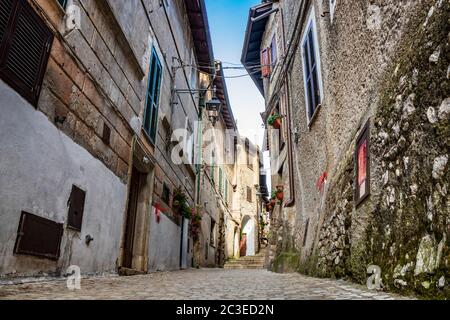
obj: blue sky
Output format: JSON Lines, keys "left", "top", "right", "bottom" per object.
{"left": 205, "top": 0, "right": 265, "bottom": 148}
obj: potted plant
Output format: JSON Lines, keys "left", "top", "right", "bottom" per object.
{"left": 275, "top": 186, "right": 284, "bottom": 201}
{"left": 270, "top": 191, "right": 277, "bottom": 205}
{"left": 268, "top": 113, "right": 283, "bottom": 129}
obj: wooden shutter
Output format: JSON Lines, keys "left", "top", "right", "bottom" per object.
{"left": 67, "top": 185, "right": 86, "bottom": 232}
{"left": 0, "top": 0, "right": 15, "bottom": 47}
{"left": 0, "top": 0, "right": 53, "bottom": 107}
{"left": 14, "top": 211, "right": 63, "bottom": 260}
{"left": 261, "top": 48, "right": 271, "bottom": 78}
{"left": 247, "top": 186, "right": 252, "bottom": 203}
{"left": 144, "top": 48, "right": 162, "bottom": 141}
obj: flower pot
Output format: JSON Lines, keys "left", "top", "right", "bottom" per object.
{"left": 270, "top": 199, "right": 277, "bottom": 206}
{"left": 272, "top": 118, "right": 282, "bottom": 130}
{"left": 276, "top": 192, "right": 284, "bottom": 201}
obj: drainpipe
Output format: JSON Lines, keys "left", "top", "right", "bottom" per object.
{"left": 280, "top": 7, "right": 295, "bottom": 208}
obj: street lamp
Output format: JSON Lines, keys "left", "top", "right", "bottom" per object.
{"left": 205, "top": 87, "right": 221, "bottom": 126}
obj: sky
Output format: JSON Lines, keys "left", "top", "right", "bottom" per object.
{"left": 205, "top": 0, "right": 266, "bottom": 148}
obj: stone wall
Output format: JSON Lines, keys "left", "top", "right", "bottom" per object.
{"left": 260, "top": 0, "right": 449, "bottom": 298}
{"left": 311, "top": 0, "right": 450, "bottom": 298}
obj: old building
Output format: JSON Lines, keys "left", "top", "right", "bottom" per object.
{"left": 198, "top": 61, "right": 265, "bottom": 266}
{"left": 0, "top": 0, "right": 214, "bottom": 278}
{"left": 243, "top": 0, "right": 449, "bottom": 298}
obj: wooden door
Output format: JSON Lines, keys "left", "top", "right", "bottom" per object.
{"left": 123, "top": 166, "right": 141, "bottom": 269}
{"left": 239, "top": 234, "right": 247, "bottom": 257}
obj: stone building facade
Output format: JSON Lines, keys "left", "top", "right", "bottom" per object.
{"left": 0, "top": 0, "right": 214, "bottom": 278}
{"left": 198, "top": 62, "right": 264, "bottom": 266}
{"left": 242, "top": 0, "right": 449, "bottom": 298}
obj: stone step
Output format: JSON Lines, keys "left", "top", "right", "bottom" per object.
{"left": 225, "top": 259, "right": 264, "bottom": 264}
{"left": 224, "top": 264, "right": 264, "bottom": 269}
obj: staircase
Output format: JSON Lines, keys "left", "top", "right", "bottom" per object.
{"left": 224, "top": 249, "right": 266, "bottom": 270}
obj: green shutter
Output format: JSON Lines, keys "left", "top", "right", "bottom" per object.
{"left": 144, "top": 47, "right": 162, "bottom": 142}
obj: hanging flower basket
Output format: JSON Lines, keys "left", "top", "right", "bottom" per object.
{"left": 268, "top": 114, "right": 283, "bottom": 129}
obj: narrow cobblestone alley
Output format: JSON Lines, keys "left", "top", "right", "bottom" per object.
{"left": 0, "top": 269, "right": 411, "bottom": 300}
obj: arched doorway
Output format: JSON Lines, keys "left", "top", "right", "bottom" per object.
{"left": 240, "top": 215, "right": 256, "bottom": 256}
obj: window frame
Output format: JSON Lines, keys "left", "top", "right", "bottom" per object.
{"left": 56, "top": 0, "right": 68, "bottom": 10}
{"left": 162, "top": 183, "right": 171, "bottom": 206}
{"left": 261, "top": 47, "right": 271, "bottom": 78}
{"left": 143, "top": 47, "right": 163, "bottom": 143}
{"left": 354, "top": 120, "right": 371, "bottom": 207}
{"left": 300, "top": 7, "right": 324, "bottom": 126}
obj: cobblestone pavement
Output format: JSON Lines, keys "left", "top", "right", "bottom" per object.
{"left": 0, "top": 269, "right": 412, "bottom": 300}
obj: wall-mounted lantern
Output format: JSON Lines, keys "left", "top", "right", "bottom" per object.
{"left": 205, "top": 89, "right": 222, "bottom": 127}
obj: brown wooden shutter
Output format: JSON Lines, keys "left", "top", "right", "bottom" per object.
{"left": 0, "top": 0, "right": 53, "bottom": 106}
{"left": 0, "top": 0, "right": 15, "bottom": 47}
{"left": 14, "top": 211, "right": 63, "bottom": 261}
{"left": 261, "top": 48, "right": 271, "bottom": 78}
{"left": 67, "top": 185, "right": 86, "bottom": 232}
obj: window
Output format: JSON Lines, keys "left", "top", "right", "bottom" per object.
{"left": 261, "top": 48, "right": 271, "bottom": 78}
{"left": 14, "top": 211, "right": 63, "bottom": 260}
{"left": 183, "top": 119, "right": 194, "bottom": 164}
{"left": 144, "top": 47, "right": 162, "bottom": 142}
{"left": 355, "top": 121, "right": 370, "bottom": 206}
{"left": 210, "top": 219, "right": 216, "bottom": 247}
{"left": 162, "top": 183, "right": 171, "bottom": 205}
{"left": 301, "top": 9, "right": 323, "bottom": 123}
{"left": 67, "top": 185, "right": 86, "bottom": 232}
{"left": 247, "top": 186, "right": 252, "bottom": 203}
{"left": 57, "top": 0, "right": 68, "bottom": 9}
{"left": 0, "top": 0, "right": 54, "bottom": 107}
{"left": 270, "top": 36, "right": 277, "bottom": 65}
{"left": 102, "top": 122, "right": 111, "bottom": 145}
